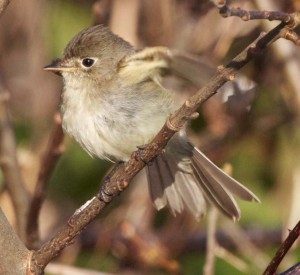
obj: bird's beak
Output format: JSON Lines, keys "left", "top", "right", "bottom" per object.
{"left": 44, "top": 59, "right": 76, "bottom": 76}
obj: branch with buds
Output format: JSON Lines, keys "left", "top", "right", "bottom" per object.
{"left": 215, "top": 0, "right": 300, "bottom": 46}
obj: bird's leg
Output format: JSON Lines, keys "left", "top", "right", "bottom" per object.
{"left": 131, "top": 144, "right": 154, "bottom": 165}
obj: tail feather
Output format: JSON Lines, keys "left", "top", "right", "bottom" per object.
{"left": 156, "top": 156, "right": 184, "bottom": 215}
{"left": 192, "top": 148, "right": 260, "bottom": 203}
{"left": 192, "top": 162, "right": 240, "bottom": 220}
{"left": 146, "top": 158, "right": 167, "bottom": 210}
{"left": 147, "top": 155, "right": 206, "bottom": 218}
{"left": 167, "top": 154, "right": 206, "bottom": 218}
{"left": 174, "top": 172, "right": 206, "bottom": 219}
{"left": 147, "top": 156, "right": 185, "bottom": 214}
{"left": 145, "top": 131, "right": 259, "bottom": 220}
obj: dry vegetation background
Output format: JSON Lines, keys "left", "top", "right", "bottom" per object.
{"left": 0, "top": 0, "right": 299, "bottom": 274}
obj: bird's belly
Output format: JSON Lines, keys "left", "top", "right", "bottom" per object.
{"left": 62, "top": 104, "right": 168, "bottom": 162}
{"left": 61, "top": 81, "right": 174, "bottom": 162}
{"left": 93, "top": 110, "right": 168, "bottom": 161}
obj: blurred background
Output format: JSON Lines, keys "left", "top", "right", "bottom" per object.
{"left": 0, "top": 0, "right": 299, "bottom": 274}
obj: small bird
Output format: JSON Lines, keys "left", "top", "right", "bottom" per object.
{"left": 45, "top": 25, "right": 259, "bottom": 220}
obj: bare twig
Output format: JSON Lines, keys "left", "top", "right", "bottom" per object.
{"left": 0, "top": 0, "right": 10, "bottom": 17}
{"left": 279, "top": 28, "right": 300, "bottom": 46}
{"left": 219, "top": 6, "right": 291, "bottom": 23}
{"left": 214, "top": 0, "right": 294, "bottom": 24}
{"left": 216, "top": 1, "right": 300, "bottom": 46}
{"left": 28, "top": 197, "right": 104, "bottom": 274}
{"left": 263, "top": 220, "right": 300, "bottom": 275}
{"left": 0, "top": 93, "right": 30, "bottom": 242}
{"left": 28, "top": 21, "right": 289, "bottom": 274}
{"left": 26, "top": 113, "right": 64, "bottom": 249}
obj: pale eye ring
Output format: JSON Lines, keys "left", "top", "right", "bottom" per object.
{"left": 81, "top": 58, "right": 96, "bottom": 68}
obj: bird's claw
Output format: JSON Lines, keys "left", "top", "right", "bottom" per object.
{"left": 98, "top": 176, "right": 113, "bottom": 203}
{"left": 132, "top": 144, "right": 153, "bottom": 165}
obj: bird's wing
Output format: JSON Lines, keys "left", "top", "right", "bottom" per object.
{"left": 118, "top": 47, "right": 215, "bottom": 88}
{"left": 119, "top": 47, "right": 257, "bottom": 109}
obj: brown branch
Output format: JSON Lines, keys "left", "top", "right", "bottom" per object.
{"left": 28, "top": 21, "right": 288, "bottom": 274}
{"left": 26, "top": 113, "right": 64, "bottom": 249}
{"left": 216, "top": 0, "right": 293, "bottom": 23}
{"left": 279, "top": 28, "right": 300, "bottom": 46}
{"left": 0, "top": 0, "right": 10, "bottom": 17}
{"left": 0, "top": 93, "right": 30, "bottom": 242}
{"left": 263, "top": 220, "right": 300, "bottom": 275}
{"left": 220, "top": 6, "right": 291, "bottom": 22}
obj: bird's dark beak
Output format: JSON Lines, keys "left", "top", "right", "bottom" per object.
{"left": 44, "top": 59, "right": 76, "bottom": 76}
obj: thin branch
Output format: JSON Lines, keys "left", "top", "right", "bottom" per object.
{"left": 263, "top": 220, "right": 300, "bottom": 275}
{"left": 279, "top": 28, "right": 300, "bottom": 46}
{"left": 28, "top": 197, "right": 104, "bottom": 274}
{"left": 214, "top": 0, "right": 295, "bottom": 24}
{"left": 219, "top": 6, "right": 291, "bottom": 23}
{"left": 26, "top": 113, "right": 64, "bottom": 249}
{"left": 0, "top": 92, "right": 30, "bottom": 242}
{"left": 28, "top": 21, "right": 289, "bottom": 274}
{"left": 0, "top": 0, "right": 10, "bottom": 17}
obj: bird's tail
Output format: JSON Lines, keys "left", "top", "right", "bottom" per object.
{"left": 146, "top": 132, "right": 260, "bottom": 220}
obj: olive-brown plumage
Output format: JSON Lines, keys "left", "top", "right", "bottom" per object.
{"left": 45, "top": 25, "right": 259, "bottom": 220}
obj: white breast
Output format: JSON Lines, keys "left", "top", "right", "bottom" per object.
{"left": 61, "top": 73, "right": 175, "bottom": 161}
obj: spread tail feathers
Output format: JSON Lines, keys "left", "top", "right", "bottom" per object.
{"left": 146, "top": 155, "right": 206, "bottom": 219}
{"left": 146, "top": 132, "right": 260, "bottom": 220}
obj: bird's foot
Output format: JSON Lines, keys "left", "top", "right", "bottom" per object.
{"left": 98, "top": 176, "right": 113, "bottom": 203}
{"left": 132, "top": 144, "right": 153, "bottom": 165}
{"left": 98, "top": 161, "right": 124, "bottom": 202}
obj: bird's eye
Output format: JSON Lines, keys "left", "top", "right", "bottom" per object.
{"left": 81, "top": 58, "right": 96, "bottom": 68}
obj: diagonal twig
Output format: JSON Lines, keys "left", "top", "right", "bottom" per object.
{"left": 28, "top": 21, "right": 289, "bottom": 274}
{"left": 263, "top": 220, "right": 300, "bottom": 275}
